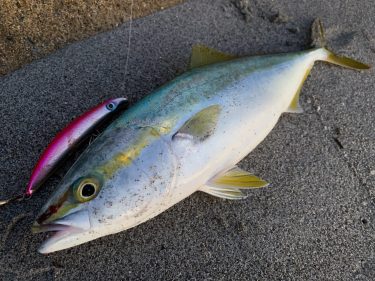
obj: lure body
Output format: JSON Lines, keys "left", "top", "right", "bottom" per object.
{"left": 0, "top": 98, "right": 127, "bottom": 207}
{"left": 32, "top": 45, "right": 369, "bottom": 253}
{"left": 26, "top": 98, "right": 127, "bottom": 196}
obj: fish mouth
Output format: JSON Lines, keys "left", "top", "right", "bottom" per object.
{"left": 32, "top": 210, "right": 91, "bottom": 254}
{"left": 32, "top": 223, "right": 81, "bottom": 234}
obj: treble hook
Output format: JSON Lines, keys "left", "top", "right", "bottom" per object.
{"left": 0, "top": 193, "right": 30, "bottom": 206}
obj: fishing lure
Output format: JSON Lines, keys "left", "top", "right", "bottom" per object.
{"left": 0, "top": 97, "right": 127, "bottom": 206}
{"left": 32, "top": 21, "right": 370, "bottom": 253}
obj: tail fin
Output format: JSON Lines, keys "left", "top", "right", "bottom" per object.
{"left": 322, "top": 48, "right": 370, "bottom": 70}
{"left": 311, "top": 19, "right": 370, "bottom": 70}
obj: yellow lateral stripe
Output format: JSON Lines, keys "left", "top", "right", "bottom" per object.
{"left": 97, "top": 126, "right": 168, "bottom": 178}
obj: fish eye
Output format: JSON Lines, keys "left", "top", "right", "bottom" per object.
{"left": 74, "top": 177, "right": 101, "bottom": 203}
{"left": 106, "top": 102, "right": 115, "bottom": 111}
{"left": 81, "top": 183, "right": 96, "bottom": 198}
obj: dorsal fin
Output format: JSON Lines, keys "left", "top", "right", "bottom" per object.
{"left": 172, "top": 105, "right": 221, "bottom": 141}
{"left": 310, "top": 18, "right": 327, "bottom": 48}
{"left": 190, "top": 45, "right": 237, "bottom": 69}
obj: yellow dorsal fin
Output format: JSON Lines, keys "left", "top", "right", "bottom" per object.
{"left": 173, "top": 105, "right": 221, "bottom": 141}
{"left": 211, "top": 167, "right": 269, "bottom": 189}
{"left": 190, "top": 44, "right": 237, "bottom": 69}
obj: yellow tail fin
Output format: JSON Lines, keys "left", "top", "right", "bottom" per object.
{"left": 310, "top": 19, "right": 370, "bottom": 70}
{"left": 324, "top": 48, "right": 370, "bottom": 70}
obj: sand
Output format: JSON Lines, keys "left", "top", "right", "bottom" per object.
{"left": 0, "top": 0, "right": 183, "bottom": 75}
{"left": 0, "top": 0, "right": 374, "bottom": 280}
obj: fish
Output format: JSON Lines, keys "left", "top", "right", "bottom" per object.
{"left": 0, "top": 97, "right": 127, "bottom": 206}
{"left": 32, "top": 20, "right": 370, "bottom": 253}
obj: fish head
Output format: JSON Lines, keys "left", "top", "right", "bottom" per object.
{"left": 32, "top": 170, "right": 109, "bottom": 254}
{"left": 33, "top": 126, "right": 175, "bottom": 254}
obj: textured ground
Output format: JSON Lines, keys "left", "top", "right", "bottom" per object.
{"left": 0, "top": 0, "right": 374, "bottom": 280}
{"left": 0, "top": 0, "right": 183, "bottom": 75}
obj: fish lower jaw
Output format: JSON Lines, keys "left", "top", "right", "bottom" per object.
{"left": 33, "top": 209, "right": 93, "bottom": 254}
{"left": 31, "top": 222, "right": 84, "bottom": 254}
{"left": 37, "top": 227, "right": 98, "bottom": 254}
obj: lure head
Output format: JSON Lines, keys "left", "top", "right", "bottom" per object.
{"left": 32, "top": 125, "right": 175, "bottom": 254}
{"left": 103, "top": 97, "right": 127, "bottom": 112}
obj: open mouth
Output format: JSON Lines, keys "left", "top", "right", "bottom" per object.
{"left": 32, "top": 220, "right": 80, "bottom": 232}
{"left": 33, "top": 209, "right": 90, "bottom": 233}
{"left": 32, "top": 210, "right": 91, "bottom": 254}
{"left": 32, "top": 222, "right": 83, "bottom": 237}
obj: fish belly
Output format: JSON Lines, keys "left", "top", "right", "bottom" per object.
{"left": 168, "top": 54, "right": 314, "bottom": 203}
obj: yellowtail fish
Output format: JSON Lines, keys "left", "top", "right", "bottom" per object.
{"left": 32, "top": 20, "right": 370, "bottom": 253}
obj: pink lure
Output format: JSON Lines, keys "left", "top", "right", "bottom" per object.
{"left": 1, "top": 97, "right": 127, "bottom": 205}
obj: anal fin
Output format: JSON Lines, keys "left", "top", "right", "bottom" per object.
{"left": 286, "top": 91, "right": 304, "bottom": 113}
{"left": 286, "top": 63, "right": 314, "bottom": 114}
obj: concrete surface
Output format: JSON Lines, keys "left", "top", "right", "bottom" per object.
{"left": 0, "top": 0, "right": 374, "bottom": 280}
{"left": 0, "top": 0, "right": 183, "bottom": 75}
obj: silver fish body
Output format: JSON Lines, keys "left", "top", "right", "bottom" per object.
{"left": 33, "top": 46, "right": 369, "bottom": 253}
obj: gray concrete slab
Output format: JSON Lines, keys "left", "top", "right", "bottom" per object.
{"left": 0, "top": 0, "right": 374, "bottom": 280}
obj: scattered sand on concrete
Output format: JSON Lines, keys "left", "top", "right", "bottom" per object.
{"left": 0, "top": 0, "right": 183, "bottom": 75}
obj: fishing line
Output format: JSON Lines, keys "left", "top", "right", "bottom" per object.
{"left": 1, "top": 4, "right": 136, "bottom": 208}
{"left": 124, "top": 0, "right": 134, "bottom": 82}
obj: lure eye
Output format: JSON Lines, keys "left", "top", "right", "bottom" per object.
{"left": 106, "top": 102, "right": 115, "bottom": 111}
{"left": 74, "top": 177, "right": 101, "bottom": 203}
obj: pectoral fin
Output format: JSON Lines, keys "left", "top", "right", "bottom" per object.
{"left": 199, "top": 167, "right": 269, "bottom": 200}
{"left": 190, "top": 45, "right": 237, "bottom": 69}
{"left": 173, "top": 105, "right": 221, "bottom": 141}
